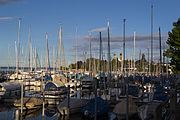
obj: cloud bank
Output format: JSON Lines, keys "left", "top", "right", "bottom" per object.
{"left": 0, "top": 0, "right": 22, "bottom": 6}
{"left": 0, "top": 17, "right": 14, "bottom": 20}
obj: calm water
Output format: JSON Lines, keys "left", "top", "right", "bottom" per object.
{"left": 0, "top": 102, "right": 116, "bottom": 120}
{"left": 0, "top": 103, "right": 62, "bottom": 120}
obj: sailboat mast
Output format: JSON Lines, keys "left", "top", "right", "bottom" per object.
{"left": 76, "top": 25, "right": 78, "bottom": 74}
{"left": 94, "top": 50, "right": 96, "bottom": 76}
{"left": 163, "top": 43, "right": 165, "bottom": 76}
{"left": 82, "top": 49, "right": 84, "bottom": 72}
{"left": 89, "top": 32, "right": 92, "bottom": 77}
{"left": 107, "top": 20, "right": 111, "bottom": 81}
{"left": 29, "top": 25, "right": 31, "bottom": 70}
{"left": 139, "top": 50, "right": 141, "bottom": 73}
{"left": 85, "top": 51, "right": 87, "bottom": 72}
{"left": 17, "top": 17, "right": 21, "bottom": 75}
{"left": 60, "top": 25, "right": 66, "bottom": 72}
{"left": 41, "top": 55, "right": 42, "bottom": 70}
{"left": 159, "top": 27, "right": 162, "bottom": 83}
{"left": 166, "top": 57, "right": 168, "bottom": 79}
{"left": 133, "top": 32, "right": 136, "bottom": 73}
{"left": 150, "top": 5, "right": 153, "bottom": 76}
{"left": 15, "top": 41, "right": 17, "bottom": 72}
{"left": 21, "top": 47, "right": 24, "bottom": 71}
{"left": 123, "top": 19, "right": 126, "bottom": 76}
{"left": 53, "top": 47, "right": 55, "bottom": 73}
{"left": 99, "top": 32, "right": 102, "bottom": 76}
{"left": 35, "top": 48, "right": 37, "bottom": 72}
{"left": 58, "top": 25, "right": 62, "bottom": 71}
{"left": 8, "top": 43, "right": 10, "bottom": 72}
{"left": 46, "top": 33, "right": 50, "bottom": 73}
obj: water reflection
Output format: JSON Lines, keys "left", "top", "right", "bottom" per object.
{"left": 0, "top": 101, "right": 116, "bottom": 120}
{"left": 14, "top": 106, "right": 42, "bottom": 119}
{"left": 0, "top": 103, "right": 60, "bottom": 120}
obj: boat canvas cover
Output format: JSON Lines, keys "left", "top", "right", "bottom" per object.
{"left": 81, "top": 97, "right": 109, "bottom": 116}
{"left": 153, "top": 86, "right": 168, "bottom": 101}
{"left": 113, "top": 96, "right": 137, "bottom": 115}
{"left": 58, "top": 98, "right": 89, "bottom": 110}
{"left": 45, "top": 81, "right": 65, "bottom": 91}
{"left": 0, "top": 81, "right": 20, "bottom": 90}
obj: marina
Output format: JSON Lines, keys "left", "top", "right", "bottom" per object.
{"left": 0, "top": 0, "right": 180, "bottom": 120}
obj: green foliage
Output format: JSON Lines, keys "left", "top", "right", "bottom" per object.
{"left": 165, "top": 18, "right": 180, "bottom": 74}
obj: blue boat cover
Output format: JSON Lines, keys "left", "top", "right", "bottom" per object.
{"left": 45, "top": 82, "right": 57, "bottom": 91}
{"left": 144, "top": 76, "right": 151, "bottom": 84}
{"left": 81, "top": 97, "right": 109, "bottom": 116}
{"left": 128, "top": 85, "right": 139, "bottom": 97}
{"left": 71, "top": 76, "right": 75, "bottom": 79}
{"left": 162, "top": 80, "right": 170, "bottom": 88}
{"left": 128, "top": 75, "right": 134, "bottom": 81}
{"left": 45, "top": 74, "right": 52, "bottom": 80}
{"left": 153, "top": 86, "right": 168, "bottom": 101}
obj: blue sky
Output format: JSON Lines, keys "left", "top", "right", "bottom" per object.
{"left": 0, "top": 0, "right": 179, "bottom": 67}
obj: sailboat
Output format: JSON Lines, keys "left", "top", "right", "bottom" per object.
{"left": 113, "top": 96, "right": 138, "bottom": 119}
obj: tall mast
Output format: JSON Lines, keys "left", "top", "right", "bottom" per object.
{"left": 163, "top": 43, "right": 165, "bottom": 76}
{"left": 35, "top": 48, "right": 37, "bottom": 72}
{"left": 53, "top": 47, "right": 55, "bottom": 73}
{"left": 46, "top": 33, "right": 50, "bottom": 73}
{"left": 85, "top": 51, "right": 87, "bottom": 72}
{"left": 89, "top": 32, "right": 92, "bottom": 77}
{"left": 28, "top": 25, "right": 31, "bottom": 70}
{"left": 150, "top": 5, "right": 153, "bottom": 76}
{"left": 31, "top": 44, "right": 33, "bottom": 71}
{"left": 94, "top": 50, "right": 96, "bottom": 76}
{"left": 17, "top": 17, "right": 21, "bottom": 75}
{"left": 83, "top": 49, "right": 85, "bottom": 72}
{"left": 123, "top": 19, "right": 126, "bottom": 76}
{"left": 133, "top": 31, "right": 136, "bottom": 73}
{"left": 143, "top": 53, "right": 145, "bottom": 74}
{"left": 99, "top": 32, "right": 102, "bottom": 76}
{"left": 8, "top": 43, "right": 10, "bottom": 72}
{"left": 41, "top": 55, "right": 42, "bottom": 70}
{"left": 60, "top": 25, "right": 66, "bottom": 72}
{"left": 58, "top": 25, "right": 62, "bottom": 71}
{"left": 107, "top": 20, "right": 111, "bottom": 82}
{"left": 159, "top": 27, "right": 162, "bottom": 83}
{"left": 139, "top": 50, "right": 141, "bottom": 73}
{"left": 166, "top": 57, "right": 168, "bottom": 79}
{"left": 129, "top": 55, "right": 131, "bottom": 75}
{"left": 21, "top": 47, "right": 23, "bottom": 70}
{"left": 121, "top": 53, "right": 123, "bottom": 73}
{"left": 131, "top": 56, "right": 132, "bottom": 73}
{"left": 76, "top": 25, "right": 78, "bottom": 74}
{"left": 15, "top": 41, "right": 17, "bottom": 71}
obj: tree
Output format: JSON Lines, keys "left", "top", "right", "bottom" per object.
{"left": 165, "top": 18, "right": 180, "bottom": 74}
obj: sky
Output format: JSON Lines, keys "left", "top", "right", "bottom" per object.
{"left": 0, "top": 0, "right": 179, "bottom": 67}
